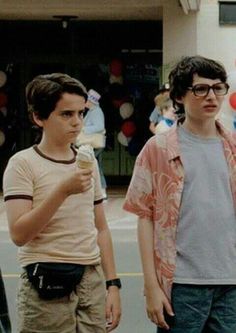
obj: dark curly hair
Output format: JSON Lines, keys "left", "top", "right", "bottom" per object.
{"left": 26, "top": 73, "right": 87, "bottom": 122}
{"left": 168, "top": 55, "right": 227, "bottom": 118}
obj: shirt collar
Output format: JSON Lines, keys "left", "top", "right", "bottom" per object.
{"left": 163, "top": 117, "right": 175, "bottom": 127}
{"left": 164, "top": 119, "right": 235, "bottom": 162}
{"left": 165, "top": 123, "right": 181, "bottom": 161}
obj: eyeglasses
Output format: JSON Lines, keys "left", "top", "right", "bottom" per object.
{"left": 187, "top": 83, "right": 229, "bottom": 97}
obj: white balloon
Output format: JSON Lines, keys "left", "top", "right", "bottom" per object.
{"left": 109, "top": 74, "right": 123, "bottom": 85}
{"left": 0, "top": 71, "right": 7, "bottom": 88}
{"left": 119, "top": 102, "right": 134, "bottom": 119}
{"left": 117, "top": 131, "right": 129, "bottom": 146}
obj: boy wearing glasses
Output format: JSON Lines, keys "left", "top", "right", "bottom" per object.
{"left": 124, "top": 55, "right": 236, "bottom": 332}
{"left": 3, "top": 73, "right": 121, "bottom": 333}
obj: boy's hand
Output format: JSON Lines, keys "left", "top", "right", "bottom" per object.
{"left": 145, "top": 285, "right": 174, "bottom": 330}
{"left": 60, "top": 168, "right": 93, "bottom": 195}
{"left": 105, "top": 287, "right": 121, "bottom": 332}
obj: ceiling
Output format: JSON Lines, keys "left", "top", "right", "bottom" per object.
{"left": 0, "top": 0, "right": 164, "bottom": 21}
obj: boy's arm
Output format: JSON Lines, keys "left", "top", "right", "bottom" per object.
{"left": 149, "top": 121, "right": 157, "bottom": 135}
{"left": 94, "top": 203, "right": 121, "bottom": 332}
{"left": 138, "top": 217, "right": 174, "bottom": 330}
{"left": 149, "top": 107, "right": 160, "bottom": 134}
{"left": 5, "top": 168, "right": 92, "bottom": 246}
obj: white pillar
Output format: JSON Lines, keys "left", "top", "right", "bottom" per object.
{"left": 162, "top": 0, "right": 198, "bottom": 81}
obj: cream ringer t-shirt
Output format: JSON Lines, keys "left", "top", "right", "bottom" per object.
{"left": 3, "top": 145, "right": 103, "bottom": 267}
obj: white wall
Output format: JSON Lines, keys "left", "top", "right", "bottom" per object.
{"left": 162, "top": 0, "right": 198, "bottom": 81}
{"left": 163, "top": 0, "right": 236, "bottom": 73}
{"left": 196, "top": 0, "right": 236, "bottom": 129}
{"left": 197, "top": 0, "right": 236, "bottom": 73}
{"left": 162, "top": 0, "right": 236, "bottom": 129}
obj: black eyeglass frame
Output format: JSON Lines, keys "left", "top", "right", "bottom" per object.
{"left": 187, "top": 82, "right": 230, "bottom": 97}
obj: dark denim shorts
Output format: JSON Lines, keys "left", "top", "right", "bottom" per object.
{"left": 157, "top": 284, "right": 236, "bottom": 333}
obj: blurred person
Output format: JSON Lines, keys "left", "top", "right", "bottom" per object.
{"left": 155, "top": 97, "right": 177, "bottom": 134}
{"left": 3, "top": 73, "right": 121, "bottom": 333}
{"left": 124, "top": 56, "right": 236, "bottom": 333}
{"left": 79, "top": 89, "right": 107, "bottom": 199}
{"left": 149, "top": 83, "right": 170, "bottom": 135}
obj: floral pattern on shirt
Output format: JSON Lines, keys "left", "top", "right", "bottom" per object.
{"left": 124, "top": 121, "right": 236, "bottom": 300}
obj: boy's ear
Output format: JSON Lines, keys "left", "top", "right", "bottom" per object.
{"left": 32, "top": 113, "right": 43, "bottom": 128}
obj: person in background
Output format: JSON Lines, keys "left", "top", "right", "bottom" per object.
{"left": 149, "top": 83, "right": 170, "bottom": 135}
{"left": 0, "top": 268, "right": 11, "bottom": 333}
{"left": 84, "top": 89, "right": 107, "bottom": 199}
{"left": 155, "top": 97, "right": 176, "bottom": 134}
{"left": 3, "top": 73, "right": 121, "bottom": 333}
{"left": 124, "top": 55, "right": 236, "bottom": 333}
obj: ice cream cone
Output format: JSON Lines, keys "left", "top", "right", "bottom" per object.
{"left": 77, "top": 160, "right": 94, "bottom": 169}
{"left": 76, "top": 144, "right": 95, "bottom": 169}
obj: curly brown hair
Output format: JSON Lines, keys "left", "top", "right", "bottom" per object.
{"left": 168, "top": 55, "right": 227, "bottom": 118}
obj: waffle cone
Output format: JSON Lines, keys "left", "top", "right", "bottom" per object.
{"left": 77, "top": 160, "right": 94, "bottom": 169}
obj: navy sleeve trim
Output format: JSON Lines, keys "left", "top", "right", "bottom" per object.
{"left": 94, "top": 198, "right": 103, "bottom": 205}
{"left": 4, "top": 195, "right": 33, "bottom": 202}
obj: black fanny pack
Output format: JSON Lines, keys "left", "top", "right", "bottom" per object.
{"left": 25, "top": 262, "right": 86, "bottom": 300}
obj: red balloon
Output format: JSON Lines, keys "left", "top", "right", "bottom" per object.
{"left": 0, "top": 92, "right": 8, "bottom": 108}
{"left": 229, "top": 92, "right": 236, "bottom": 110}
{"left": 121, "top": 120, "right": 136, "bottom": 137}
{"left": 110, "top": 59, "right": 123, "bottom": 77}
{"left": 112, "top": 98, "right": 126, "bottom": 109}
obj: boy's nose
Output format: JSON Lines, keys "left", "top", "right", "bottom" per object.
{"left": 206, "top": 88, "right": 217, "bottom": 99}
{"left": 72, "top": 115, "right": 82, "bottom": 126}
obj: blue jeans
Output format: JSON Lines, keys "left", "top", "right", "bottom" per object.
{"left": 157, "top": 284, "right": 236, "bottom": 333}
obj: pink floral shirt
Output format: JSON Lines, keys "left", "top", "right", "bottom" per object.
{"left": 123, "top": 121, "right": 236, "bottom": 299}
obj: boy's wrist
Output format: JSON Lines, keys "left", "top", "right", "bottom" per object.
{"left": 144, "top": 278, "right": 162, "bottom": 291}
{"left": 56, "top": 182, "right": 70, "bottom": 199}
{"left": 106, "top": 278, "right": 122, "bottom": 290}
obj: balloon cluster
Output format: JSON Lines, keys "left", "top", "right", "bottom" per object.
{"left": 109, "top": 59, "right": 137, "bottom": 147}
{"left": 118, "top": 104, "right": 137, "bottom": 147}
{"left": 109, "top": 59, "right": 124, "bottom": 85}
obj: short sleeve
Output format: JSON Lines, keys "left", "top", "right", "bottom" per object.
{"left": 123, "top": 143, "right": 154, "bottom": 219}
{"left": 93, "top": 159, "right": 103, "bottom": 203}
{"left": 149, "top": 107, "right": 161, "bottom": 124}
{"left": 3, "top": 154, "right": 34, "bottom": 201}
